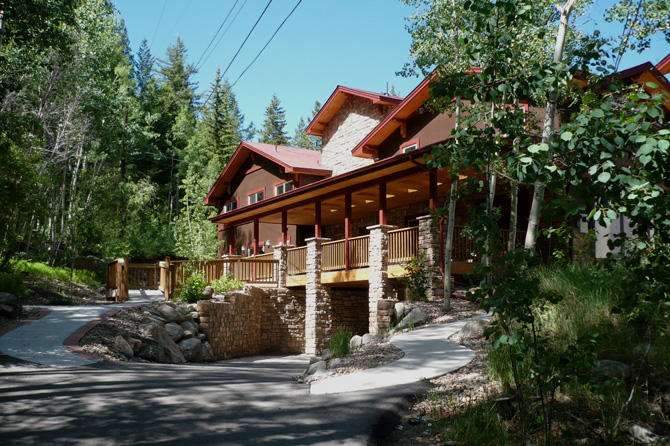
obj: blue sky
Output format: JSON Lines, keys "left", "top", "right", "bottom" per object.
{"left": 113, "top": 0, "right": 669, "bottom": 138}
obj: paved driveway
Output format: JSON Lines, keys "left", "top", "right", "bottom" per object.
{"left": 0, "top": 355, "right": 425, "bottom": 445}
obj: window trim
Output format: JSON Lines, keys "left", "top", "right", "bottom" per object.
{"left": 274, "top": 180, "right": 294, "bottom": 196}
{"left": 247, "top": 187, "right": 266, "bottom": 205}
{"left": 400, "top": 137, "right": 420, "bottom": 154}
{"left": 223, "top": 197, "right": 239, "bottom": 213}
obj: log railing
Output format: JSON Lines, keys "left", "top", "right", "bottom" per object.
{"left": 287, "top": 246, "right": 307, "bottom": 275}
{"left": 388, "top": 226, "right": 419, "bottom": 264}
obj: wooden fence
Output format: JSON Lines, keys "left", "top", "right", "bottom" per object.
{"left": 128, "top": 263, "right": 160, "bottom": 289}
{"left": 389, "top": 226, "right": 419, "bottom": 264}
{"left": 287, "top": 246, "right": 307, "bottom": 275}
{"left": 106, "top": 257, "right": 129, "bottom": 302}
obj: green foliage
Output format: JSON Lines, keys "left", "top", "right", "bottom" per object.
{"left": 210, "top": 275, "right": 246, "bottom": 294}
{"left": 403, "top": 253, "right": 429, "bottom": 301}
{"left": 11, "top": 260, "right": 99, "bottom": 286}
{"left": 329, "top": 326, "right": 353, "bottom": 358}
{"left": 259, "top": 93, "right": 290, "bottom": 146}
{"left": 177, "top": 270, "right": 207, "bottom": 304}
{"left": 292, "top": 100, "right": 322, "bottom": 150}
{"left": 0, "top": 271, "right": 26, "bottom": 298}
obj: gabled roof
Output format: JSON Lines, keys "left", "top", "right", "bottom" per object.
{"left": 306, "top": 86, "right": 403, "bottom": 137}
{"left": 204, "top": 141, "right": 331, "bottom": 206}
{"left": 351, "top": 76, "right": 434, "bottom": 158}
{"left": 657, "top": 53, "right": 670, "bottom": 75}
{"left": 617, "top": 60, "right": 670, "bottom": 112}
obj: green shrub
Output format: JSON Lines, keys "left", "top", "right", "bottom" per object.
{"left": 403, "top": 253, "right": 428, "bottom": 301}
{"left": 210, "top": 275, "right": 246, "bottom": 294}
{"left": 329, "top": 326, "right": 353, "bottom": 358}
{"left": 177, "top": 272, "right": 207, "bottom": 303}
{"left": 0, "top": 271, "right": 25, "bottom": 297}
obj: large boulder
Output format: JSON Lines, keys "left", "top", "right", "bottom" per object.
{"left": 164, "top": 322, "right": 184, "bottom": 342}
{"left": 156, "top": 304, "right": 184, "bottom": 324}
{"left": 361, "top": 333, "right": 384, "bottom": 346}
{"left": 138, "top": 322, "right": 186, "bottom": 364}
{"left": 349, "top": 335, "right": 363, "bottom": 351}
{"left": 114, "top": 335, "right": 134, "bottom": 358}
{"left": 454, "top": 319, "right": 490, "bottom": 341}
{"left": 395, "top": 308, "right": 427, "bottom": 330}
{"left": 181, "top": 321, "right": 197, "bottom": 334}
{"left": 0, "top": 292, "right": 22, "bottom": 318}
{"left": 202, "top": 341, "right": 215, "bottom": 362}
{"left": 179, "top": 338, "right": 204, "bottom": 362}
{"left": 393, "top": 302, "right": 406, "bottom": 325}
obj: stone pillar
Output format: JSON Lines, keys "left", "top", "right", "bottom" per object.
{"left": 272, "top": 245, "right": 293, "bottom": 289}
{"left": 305, "top": 237, "right": 331, "bottom": 355}
{"left": 417, "top": 215, "right": 444, "bottom": 302}
{"left": 367, "top": 224, "right": 396, "bottom": 334}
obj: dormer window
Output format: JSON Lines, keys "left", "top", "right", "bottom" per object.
{"left": 223, "top": 198, "right": 238, "bottom": 213}
{"left": 400, "top": 138, "right": 420, "bottom": 154}
{"left": 248, "top": 188, "right": 265, "bottom": 205}
{"left": 275, "top": 180, "right": 293, "bottom": 196}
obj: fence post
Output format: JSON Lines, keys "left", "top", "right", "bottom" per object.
{"left": 165, "top": 256, "right": 171, "bottom": 300}
{"left": 121, "top": 256, "right": 129, "bottom": 302}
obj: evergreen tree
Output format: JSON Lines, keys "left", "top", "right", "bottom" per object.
{"left": 201, "top": 69, "right": 244, "bottom": 165}
{"left": 134, "top": 38, "right": 155, "bottom": 108}
{"left": 259, "top": 93, "right": 290, "bottom": 146}
{"left": 291, "top": 100, "right": 322, "bottom": 150}
{"left": 156, "top": 37, "right": 198, "bottom": 113}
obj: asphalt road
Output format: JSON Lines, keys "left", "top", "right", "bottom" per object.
{"left": 0, "top": 354, "right": 426, "bottom": 446}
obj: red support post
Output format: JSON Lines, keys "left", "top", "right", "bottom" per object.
{"left": 281, "top": 211, "right": 288, "bottom": 245}
{"left": 315, "top": 201, "right": 322, "bottom": 238}
{"left": 429, "top": 170, "right": 438, "bottom": 211}
{"left": 228, "top": 225, "right": 235, "bottom": 256}
{"left": 253, "top": 219, "right": 259, "bottom": 257}
{"left": 379, "top": 182, "right": 387, "bottom": 225}
{"left": 345, "top": 192, "right": 351, "bottom": 271}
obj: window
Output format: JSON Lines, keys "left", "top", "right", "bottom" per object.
{"left": 223, "top": 199, "right": 238, "bottom": 213}
{"left": 248, "top": 189, "right": 264, "bottom": 205}
{"left": 400, "top": 138, "right": 420, "bottom": 154}
{"left": 275, "top": 181, "right": 293, "bottom": 196}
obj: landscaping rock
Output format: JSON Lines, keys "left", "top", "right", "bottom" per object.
{"left": 97, "top": 286, "right": 106, "bottom": 295}
{"left": 179, "top": 338, "right": 204, "bottom": 362}
{"left": 595, "top": 360, "right": 631, "bottom": 379}
{"left": 629, "top": 424, "right": 661, "bottom": 444}
{"left": 0, "top": 292, "right": 22, "bottom": 318}
{"left": 138, "top": 322, "right": 186, "bottom": 364}
{"left": 164, "top": 322, "right": 184, "bottom": 342}
{"left": 454, "top": 319, "right": 490, "bottom": 340}
{"left": 327, "top": 358, "right": 342, "bottom": 369}
{"left": 309, "top": 356, "right": 321, "bottom": 364}
{"left": 202, "top": 286, "right": 213, "bottom": 300}
{"left": 393, "top": 302, "right": 405, "bottom": 324}
{"left": 114, "top": 335, "right": 134, "bottom": 358}
{"left": 305, "top": 360, "right": 327, "bottom": 376}
{"left": 189, "top": 311, "right": 200, "bottom": 321}
{"left": 349, "top": 335, "right": 363, "bottom": 351}
{"left": 156, "top": 304, "right": 184, "bottom": 324}
{"left": 395, "top": 308, "right": 427, "bottom": 330}
{"left": 182, "top": 329, "right": 196, "bottom": 339}
{"left": 362, "top": 333, "right": 383, "bottom": 345}
{"left": 197, "top": 333, "right": 206, "bottom": 341}
{"left": 202, "top": 341, "right": 215, "bottom": 362}
{"left": 180, "top": 321, "right": 197, "bottom": 334}
{"left": 321, "top": 349, "right": 333, "bottom": 361}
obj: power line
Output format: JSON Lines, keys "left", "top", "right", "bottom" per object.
{"left": 231, "top": 0, "right": 302, "bottom": 88}
{"left": 150, "top": 0, "right": 168, "bottom": 49}
{"left": 159, "top": 0, "right": 194, "bottom": 50}
{"left": 200, "top": 0, "right": 250, "bottom": 69}
{"left": 194, "top": 0, "right": 240, "bottom": 70}
{"left": 199, "top": 0, "right": 274, "bottom": 109}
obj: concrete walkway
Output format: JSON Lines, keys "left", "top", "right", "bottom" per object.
{"left": 310, "top": 313, "right": 490, "bottom": 395}
{"left": 0, "top": 290, "right": 164, "bottom": 368}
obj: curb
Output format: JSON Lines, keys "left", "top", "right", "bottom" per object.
{"left": 63, "top": 307, "right": 126, "bottom": 360}
{"left": 0, "top": 309, "right": 52, "bottom": 337}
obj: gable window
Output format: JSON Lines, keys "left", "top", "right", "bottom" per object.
{"left": 223, "top": 198, "right": 238, "bottom": 213}
{"left": 400, "top": 138, "right": 420, "bottom": 154}
{"left": 248, "top": 188, "right": 265, "bottom": 205}
{"left": 275, "top": 180, "right": 293, "bottom": 196}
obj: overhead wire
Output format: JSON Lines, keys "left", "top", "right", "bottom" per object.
{"left": 199, "top": 0, "right": 250, "bottom": 70}
{"left": 159, "top": 0, "right": 194, "bottom": 50}
{"left": 231, "top": 0, "right": 302, "bottom": 88}
{"left": 150, "top": 0, "right": 168, "bottom": 50}
{"left": 194, "top": 0, "right": 240, "bottom": 70}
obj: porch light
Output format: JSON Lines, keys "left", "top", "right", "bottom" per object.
{"left": 365, "top": 199, "right": 374, "bottom": 204}
{"left": 330, "top": 209, "right": 338, "bottom": 212}
{"left": 265, "top": 240, "right": 271, "bottom": 247}
{"left": 407, "top": 188, "right": 418, "bottom": 193}
{"left": 351, "top": 204, "right": 356, "bottom": 208}
{"left": 437, "top": 182, "right": 443, "bottom": 186}
{"left": 386, "top": 194, "right": 395, "bottom": 198}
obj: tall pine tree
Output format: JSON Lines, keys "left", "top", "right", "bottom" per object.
{"left": 259, "top": 93, "right": 290, "bottom": 146}
{"left": 292, "top": 100, "right": 322, "bottom": 150}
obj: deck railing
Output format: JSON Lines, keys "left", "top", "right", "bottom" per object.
{"left": 106, "top": 257, "right": 128, "bottom": 302}
{"left": 348, "top": 235, "right": 370, "bottom": 269}
{"left": 128, "top": 263, "right": 160, "bottom": 289}
{"left": 322, "top": 239, "right": 345, "bottom": 271}
{"left": 287, "top": 246, "right": 307, "bottom": 275}
{"left": 388, "top": 226, "right": 419, "bottom": 264}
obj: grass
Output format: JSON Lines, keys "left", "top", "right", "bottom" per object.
{"left": 329, "top": 326, "right": 353, "bottom": 358}
{"left": 11, "top": 260, "right": 100, "bottom": 286}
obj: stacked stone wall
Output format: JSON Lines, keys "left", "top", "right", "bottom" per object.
{"left": 329, "top": 288, "right": 369, "bottom": 336}
{"left": 198, "top": 286, "right": 306, "bottom": 360}
{"left": 321, "top": 97, "right": 395, "bottom": 176}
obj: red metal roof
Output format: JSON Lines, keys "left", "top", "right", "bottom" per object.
{"left": 306, "top": 86, "right": 403, "bottom": 137}
{"left": 204, "top": 141, "right": 331, "bottom": 206}
{"left": 657, "top": 53, "right": 670, "bottom": 75}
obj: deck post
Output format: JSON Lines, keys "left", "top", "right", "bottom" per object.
{"left": 228, "top": 225, "right": 236, "bottom": 256}
{"left": 429, "top": 170, "right": 438, "bottom": 211}
{"left": 281, "top": 211, "right": 288, "bottom": 245}
{"left": 253, "top": 219, "right": 259, "bottom": 256}
{"left": 345, "top": 192, "right": 352, "bottom": 270}
{"left": 304, "top": 237, "right": 332, "bottom": 355}
{"left": 367, "top": 224, "right": 397, "bottom": 334}
{"left": 272, "top": 244, "right": 292, "bottom": 289}
{"left": 315, "top": 201, "right": 322, "bottom": 238}
{"left": 417, "top": 215, "right": 445, "bottom": 302}
{"left": 379, "top": 183, "right": 387, "bottom": 225}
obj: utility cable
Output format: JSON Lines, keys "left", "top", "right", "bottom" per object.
{"left": 150, "top": 0, "right": 168, "bottom": 49}
{"left": 231, "top": 0, "right": 302, "bottom": 88}
{"left": 194, "top": 0, "right": 240, "bottom": 70}
{"left": 200, "top": 0, "right": 250, "bottom": 69}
